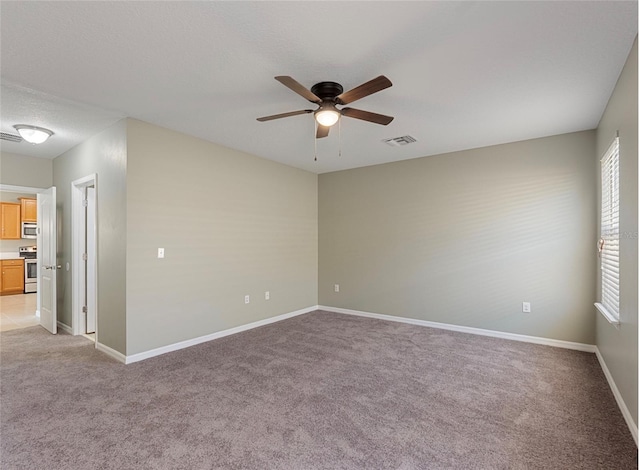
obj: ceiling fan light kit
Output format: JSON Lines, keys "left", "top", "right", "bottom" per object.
{"left": 257, "top": 75, "right": 394, "bottom": 140}
{"left": 13, "top": 124, "right": 54, "bottom": 144}
{"left": 315, "top": 106, "right": 340, "bottom": 127}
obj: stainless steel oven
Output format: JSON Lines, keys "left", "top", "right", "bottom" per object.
{"left": 19, "top": 246, "right": 37, "bottom": 293}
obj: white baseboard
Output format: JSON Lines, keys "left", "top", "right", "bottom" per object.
{"left": 595, "top": 348, "right": 638, "bottom": 446}
{"left": 319, "top": 305, "right": 596, "bottom": 352}
{"left": 56, "top": 321, "right": 72, "bottom": 335}
{"left": 96, "top": 341, "right": 127, "bottom": 364}
{"left": 124, "top": 306, "right": 318, "bottom": 364}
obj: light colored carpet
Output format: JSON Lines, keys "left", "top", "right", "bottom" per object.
{"left": 1, "top": 311, "right": 637, "bottom": 469}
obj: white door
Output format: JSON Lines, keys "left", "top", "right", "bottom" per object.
{"left": 37, "top": 187, "right": 57, "bottom": 334}
{"left": 86, "top": 187, "right": 96, "bottom": 334}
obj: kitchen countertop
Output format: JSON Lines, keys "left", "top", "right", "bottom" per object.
{"left": 0, "top": 252, "right": 21, "bottom": 260}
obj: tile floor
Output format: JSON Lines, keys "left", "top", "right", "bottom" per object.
{"left": 0, "top": 293, "right": 39, "bottom": 332}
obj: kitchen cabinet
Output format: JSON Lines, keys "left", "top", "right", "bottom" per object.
{"left": 19, "top": 198, "right": 37, "bottom": 223}
{"left": 1, "top": 259, "right": 24, "bottom": 295}
{"left": 1, "top": 203, "right": 21, "bottom": 240}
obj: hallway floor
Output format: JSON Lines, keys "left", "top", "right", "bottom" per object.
{"left": 0, "top": 294, "right": 38, "bottom": 332}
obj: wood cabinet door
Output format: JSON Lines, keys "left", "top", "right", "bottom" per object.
{"left": 20, "top": 198, "right": 37, "bottom": 222}
{"left": 1, "top": 203, "right": 21, "bottom": 239}
{"left": 1, "top": 262, "right": 24, "bottom": 294}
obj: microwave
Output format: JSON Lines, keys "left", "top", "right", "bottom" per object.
{"left": 22, "top": 222, "right": 37, "bottom": 239}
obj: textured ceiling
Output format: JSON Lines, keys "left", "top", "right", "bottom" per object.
{"left": 0, "top": 1, "right": 637, "bottom": 174}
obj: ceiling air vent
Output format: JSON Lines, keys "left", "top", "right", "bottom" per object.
{"left": 383, "top": 135, "right": 416, "bottom": 147}
{"left": 0, "top": 132, "right": 23, "bottom": 143}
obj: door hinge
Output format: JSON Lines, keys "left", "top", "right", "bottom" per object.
{"left": 82, "top": 253, "right": 88, "bottom": 261}
{"left": 83, "top": 199, "right": 88, "bottom": 207}
{"left": 82, "top": 306, "right": 87, "bottom": 313}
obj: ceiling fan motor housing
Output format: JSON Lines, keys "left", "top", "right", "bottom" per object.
{"left": 310, "top": 81, "right": 344, "bottom": 101}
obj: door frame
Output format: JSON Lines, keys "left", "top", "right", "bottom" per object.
{"left": 71, "top": 174, "right": 98, "bottom": 341}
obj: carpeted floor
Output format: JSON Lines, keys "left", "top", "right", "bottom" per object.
{"left": 1, "top": 311, "right": 637, "bottom": 469}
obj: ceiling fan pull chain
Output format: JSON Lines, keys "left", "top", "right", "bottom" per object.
{"left": 339, "top": 117, "right": 342, "bottom": 157}
{"left": 314, "top": 121, "right": 318, "bottom": 161}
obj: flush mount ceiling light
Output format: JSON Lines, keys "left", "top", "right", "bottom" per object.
{"left": 13, "top": 125, "right": 54, "bottom": 144}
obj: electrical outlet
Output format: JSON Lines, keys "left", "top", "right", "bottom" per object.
{"left": 522, "top": 302, "right": 531, "bottom": 313}
{"left": 334, "top": 284, "right": 340, "bottom": 293}
{"left": 265, "top": 291, "right": 270, "bottom": 300}
{"left": 157, "top": 248, "right": 165, "bottom": 259}
{"left": 245, "top": 295, "right": 250, "bottom": 304}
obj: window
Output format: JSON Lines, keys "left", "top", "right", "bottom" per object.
{"left": 595, "top": 136, "right": 620, "bottom": 324}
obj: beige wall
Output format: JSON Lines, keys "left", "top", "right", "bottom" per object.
{"left": 47, "top": 117, "right": 317, "bottom": 357}
{"left": 0, "top": 153, "right": 52, "bottom": 253}
{"left": 53, "top": 120, "right": 128, "bottom": 354}
{"left": 0, "top": 152, "right": 53, "bottom": 188}
{"left": 319, "top": 130, "right": 597, "bottom": 344}
{"left": 595, "top": 38, "right": 638, "bottom": 426}
{"left": 125, "top": 119, "right": 318, "bottom": 355}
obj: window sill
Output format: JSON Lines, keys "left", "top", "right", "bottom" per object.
{"left": 595, "top": 303, "right": 620, "bottom": 328}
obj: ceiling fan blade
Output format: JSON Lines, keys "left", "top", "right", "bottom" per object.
{"left": 316, "top": 125, "right": 330, "bottom": 139}
{"left": 335, "top": 75, "right": 392, "bottom": 105}
{"left": 341, "top": 107, "right": 394, "bottom": 125}
{"left": 275, "top": 76, "right": 322, "bottom": 104}
{"left": 256, "top": 109, "right": 313, "bottom": 122}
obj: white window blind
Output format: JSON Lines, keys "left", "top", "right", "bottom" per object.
{"left": 597, "top": 136, "right": 620, "bottom": 322}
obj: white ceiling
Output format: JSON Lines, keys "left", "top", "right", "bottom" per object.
{"left": 0, "top": 1, "right": 637, "bottom": 174}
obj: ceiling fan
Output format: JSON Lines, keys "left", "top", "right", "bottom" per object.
{"left": 257, "top": 75, "right": 394, "bottom": 138}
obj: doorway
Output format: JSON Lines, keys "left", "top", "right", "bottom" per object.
{"left": 0, "top": 185, "right": 45, "bottom": 332}
{"left": 71, "top": 175, "right": 97, "bottom": 343}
